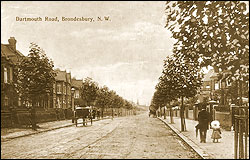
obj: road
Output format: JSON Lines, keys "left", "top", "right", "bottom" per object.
{"left": 1, "top": 112, "right": 201, "bottom": 159}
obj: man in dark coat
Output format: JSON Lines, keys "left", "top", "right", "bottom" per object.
{"left": 198, "top": 106, "right": 212, "bottom": 143}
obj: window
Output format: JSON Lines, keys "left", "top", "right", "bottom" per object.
{"left": 7, "top": 67, "right": 10, "bottom": 83}
{"left": 57, "top": 84, "right": 61, "bottom": 93}
{"left": 68, "top": 86, "right": 71, "bottom": 95}
{"left": 4, "top": 96, "right": 8, "bottom": 106}
{"left": 206, "top": 85, "right": 210, "bottom": 89}
{"left": 63, "top": 83, "right": 66, "bottom": 94}
{"left": 215, "top": 83, "right": 219, "bottom": 90}
{"left": 53, "top": 83, "right": 56, "bottom": 93}
{"left": 53, "top": 97, "right": 56, "bottom": 108}
{"left": 57, "top": 97, "right": 61, "bottom": 108}
{"left": 75, "top": 90, "right": 80, "bottom": 98}
{"left": 226, "top": 80, "right": 231, "bottom": 86}
{"left": 18, "top": 97, "right": 21, "bottom": 107}
{"left": 9, "top": 67, "right": 13, "bottom": 82}
{"left": 4, "top": 67, "right": 8, "bottom": 83}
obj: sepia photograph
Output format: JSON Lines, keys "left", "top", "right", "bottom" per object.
{"left": 1, "top": 1, "right": 249, "bottom": 159}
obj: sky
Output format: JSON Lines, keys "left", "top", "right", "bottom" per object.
{"left": 1, "top": 1, "right": 176, "bottom": 105}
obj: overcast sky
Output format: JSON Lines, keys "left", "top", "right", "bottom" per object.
{"left": 1, "top": 1, "right": 176, "bottom": 105}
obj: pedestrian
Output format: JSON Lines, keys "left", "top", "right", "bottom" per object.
{"left": 197, "top": 105, "right": 212, "bottom": 143}
{"left": 92, "top": 109, "right": 96, "bottom": 119}
{"left": 97, "top": 109, "right": 100, "bottom": 119}
{"left": 211, "top": 120, "right": 222, "bottom": 143}
{"left": 195, "top": 123, "right": 200, "bottom": 138}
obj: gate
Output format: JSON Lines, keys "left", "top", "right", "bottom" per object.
{"left": 232, "top": 106, "right": 249, "bottom": 159}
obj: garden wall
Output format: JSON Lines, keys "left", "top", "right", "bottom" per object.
{"left": 1, "top": 108, "right": 73, "bottom": 128}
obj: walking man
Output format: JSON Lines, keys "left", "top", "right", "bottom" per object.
{"left": 198, "top": 105, "right": 212, "bottom": 143}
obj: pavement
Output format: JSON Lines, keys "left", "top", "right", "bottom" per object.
{"left": 158, "top": 116, "right": 249, "bottom": 159}
{"left": 2, "top": 114, "right": 249, "bottom": 159}
{"left": 1, "top": 116, "right": 112, "bottom": 142}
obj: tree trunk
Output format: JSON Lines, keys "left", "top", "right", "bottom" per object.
{"left": 101, "top": 107, "right": 104, "bottom": 119}
{"left": 180, "top": 96, "right": 186, "bottom": 132}
{"left": 170, "top": 107, "right": 174, "bottom": 123}
{"left": 31, "top": 99, "right": 37, "bottom": 130}
{"left": 169, "top": 102, "right": 174, "bottom": 123}
{"left": 112, "top": 107, "right": 114, "bottom": 119}
{"left": 159, "top": 107, "right": 161, "bottom": 117}
{"left": 164, "top": 107, "right": 166, "bottom": 119}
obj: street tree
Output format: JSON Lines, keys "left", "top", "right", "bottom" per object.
{"left": 80, "top": 77, "right": 99, "bottom": 107}
{"left": 96, "top": 85, "right": 111, "bottom": 118}
{"left": 155, "top": 76, "right": 178, "bottom": 122}
{"left": 116, "top": 96, "right": 125, "bottom": 116}
{"left": 124, "top": 100, "right": 132, "bottom": 116}
{"left": 160, "top": 55, "right": 203, "bottom": 131}
{"left": 108, "top": 90, "right": 118, "bottom": 118}
{"left": 165, "top": 1, "right": 249, "bottom": 105}
{"left": 15, "top": 43, "right": 56, "bottom": 130}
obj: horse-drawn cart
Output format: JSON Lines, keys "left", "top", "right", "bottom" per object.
{"left": 74, "top": 106, "right": 92, "bottom": 127}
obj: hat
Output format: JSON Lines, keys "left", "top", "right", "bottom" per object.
{"left": 211, "top": 120, "right": 220, "bottom": 129}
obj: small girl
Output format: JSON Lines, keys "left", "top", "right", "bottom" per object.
{"left": 211, "top": 120, "right": 222, "bottom": 143}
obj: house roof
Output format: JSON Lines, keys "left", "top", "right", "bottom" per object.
{"left": 66, "top": 72, "right": 71, "bottom": 83}
{"left": 55, "top": 69, "right": 67, "bottom": 82}
{"left": 72, "top": 78, "right": 83, "bottom": 88}
{"left": 1, "top": 44, "right": 24, "bottom": 65}
{"left": 203, "top": 69, "right": 218, "bottom": 82}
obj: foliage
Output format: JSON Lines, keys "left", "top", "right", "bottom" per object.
{"left": 83, "top": 79, "right": 134, "bottom": 112}
{"left": 150, "top": 90, "right": 165, "bottom": 111}
{"left": 80, "top": 77, "right": 99, "bottom": 107}
{"left": 124, "top": 100, "right": 133, "bottom": 110}
{"left": 163, "top": 55, "right": 203, "bottom": 99}
{"left": 96, "top": 85, "right": 111, "bottom": 109}
{"left": 15, "top": 43, "right": 56, "bottom": 105}
{"left": 185, "top": 95, "right": 198, "bottom": 108}
{"left": 165, "top": 1, "right": 249, "bottom": 81}
{"left": 226, "top": 80, "right": 249, "bottom": 105}
{"left": 108, "top": 90, "right": 125, "bottom": 109}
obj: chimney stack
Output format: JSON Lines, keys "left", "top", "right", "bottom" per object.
{"left": 8, "top": 37, "right": 17, "bottom": 51}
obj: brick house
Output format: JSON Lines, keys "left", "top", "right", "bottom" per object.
{"left": 198, "top": 69, "right": 220, "bottom": 103}
{"left": 1, "top": 37, "right": 25, "bottom": 110}
{"left": 71, "top": 78, "right": 83, "bottom": 109}
{"left": 197, "top": 68, "right": 247, "bottom": 106}
{"left": 53, "top": 69, "right": 72, "bottom": 109}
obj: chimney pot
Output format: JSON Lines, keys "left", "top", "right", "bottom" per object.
{"left": 8, "top": 37, "right": 17, "bottom": 51}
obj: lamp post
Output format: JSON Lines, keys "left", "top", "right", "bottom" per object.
{"left": 46, "top": 89, "right": 50, "bottom": 109}
{"left": 71, "top": 88, "right": 75, "bottom": 111}
{"left": 71, "top": 87, "right": 75, "bottom": 123}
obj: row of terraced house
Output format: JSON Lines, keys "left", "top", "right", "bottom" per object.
{"left": 197, "top": 68, "right": 249, "bottom": 108}
{"left": 1, "top": 37, "right": 83, "bottom": 127}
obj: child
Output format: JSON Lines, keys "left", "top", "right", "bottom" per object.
{"left": 195, "top": 123, "right": 200, "bottom": 138}
{"left": 211, "top": 120, "right": 222, "bottom": 143}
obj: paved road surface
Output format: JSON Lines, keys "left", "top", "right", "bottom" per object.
{"left": 1, "top": 113, "right": 201, "bottom": 159}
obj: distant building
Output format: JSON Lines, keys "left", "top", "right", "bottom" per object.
{"left": 71, "top": 78, "right": 83, "bottom": 109}
{"left": 197, "top": 68, "right": 247, "bottom": 106}
{"left": 198, "top": 69, "right": 220, "bottom": 103}
{"left": 52, "top": 69, "right": 72, "bottom": 109}
{"left": 1, "top": 37, "right": 25, "bottom": 110}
